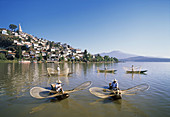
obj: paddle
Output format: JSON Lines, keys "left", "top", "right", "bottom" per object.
{"left": 30, "top": 81, "right": 92, "bottom": 99}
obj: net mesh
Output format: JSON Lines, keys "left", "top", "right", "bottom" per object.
{"left": 89, "top": 87, "right": 111, "bottom": 98}
{"left": 123, "top": 66, "right": 141, "bottom": 71}
{"left": 74, "top": 81, "right": 91, "bottom": 90}
{"left": 47, "top": 67, "right": 71, "bottom": 76}
{"left": 121, "top": 83, "right": 150, "bottom": 95}
{"left": 67, "top": 81, "right": 92, "bottom": 93}
{"left": 30, "top": 81, "right": 92, "bottom": 99}
{"left": 30, "top": 87, "right": 51, "bottom": 99}
{"left": 89, "top": 83, "right": 150, "bottom": 98}
{"left": 47, "top": 68, "right": 58, "bottom": 76}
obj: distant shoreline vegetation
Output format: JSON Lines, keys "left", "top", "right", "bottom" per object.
{"left": 0, "top": 24, "right": 119, "bottom": 63}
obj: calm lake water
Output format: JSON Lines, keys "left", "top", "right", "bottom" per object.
{"left": 0, "top": 62, "right": 170, "bottom": 117}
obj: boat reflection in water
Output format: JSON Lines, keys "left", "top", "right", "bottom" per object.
{"left": 0, "top": 62, "right": 170, "bottom": 117}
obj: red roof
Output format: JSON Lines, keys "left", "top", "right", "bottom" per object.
{"left": 8, "top": 52, "right": 16, "bottom": 55}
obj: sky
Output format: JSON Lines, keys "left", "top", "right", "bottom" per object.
{"left": 0, "top": 0, "right": 170, "bottom": 58}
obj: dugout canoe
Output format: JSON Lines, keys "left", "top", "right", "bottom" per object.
{"left": 126, "top": 70, "right": 147, "bottom": 74}
{"left": 97, "top": 69, "right": 117, "bottom": 73}
{"left": 30, "top": 81, "right": 92, "bottom": 100}
{"left": 89, "top": 87, "right": 122, "bottom": 99}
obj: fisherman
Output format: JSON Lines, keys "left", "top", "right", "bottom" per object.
{"left": 55, "top": 80, "right": 64, "bottom": 94}
{"left": 110, "top": 79, "right": 119, "bottom": 90}
{"left": 104, "top": 65, "right": 107, "bottom": 70}
{"left": 57, "top": 65, "right": 60, "bottom": 71}
{"left": 132, "top": 65, "right": 134, "bottom": 72}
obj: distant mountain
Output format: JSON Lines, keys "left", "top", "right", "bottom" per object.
{"left": 99, "top": 50, "right": 170, "bottom": 62}
{"left": 99, "top": 50, "right": 138, "bottom": 59}
{"left": 121, "top": 56, "right": 170, "bottom": 62}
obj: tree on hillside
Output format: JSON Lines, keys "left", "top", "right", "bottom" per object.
{"left": 16, "top": 46, "right": 22, "bottom": 59}
{"left": 39, "top": 53, "right": 43, "bottom": 61}
{"left": 9, "top": 24, "right": 17, "bottom": 31}
{"left": 50, "top": 41, "right": 54, "bottom": 48}
{"left": 59, "top": 56, "right": 65, "bottom": 62}
{"left": 27, "top": 36, "right": 32, "bottom": 42}
{"left": 95, "top": 54, "right": 103, "bottom": 62}
{"left": 87, "top": 53, "right": 92, "bottom": 62}
{"left": 0, "top": 35, "right": 13, "bottom": 47}
{"left": 113, "top": 57, "right": 119, "bottom": 63}
{"left": 0, "top": 53, "right": 7, "bottom": 60}
{"left": 83, "top": 49, "right": 88, "bottom": 61}
{"left": 7, "top": 30, "right": 11, "bottom": 35}
{"left": 84, "top": 49, "right": 87, "bottom": 55}
{"left": 104, "top": 56, "right": 110, "bottom": 61}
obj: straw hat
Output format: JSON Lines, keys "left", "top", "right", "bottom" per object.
{"left": 56, "top": 80, "right": 62, "bottom": 83}
{"left": 113, "top": 79, "right": 117, "bottom": 82}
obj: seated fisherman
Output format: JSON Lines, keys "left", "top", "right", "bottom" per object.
{"left": 110, "top": 79, "right": 119, "bottom": 90}
{"left": 55, "top": 80, "right": 64, "bottom": 94}
{"left": 51, "top": 80, "right": 64, "bottom": 94}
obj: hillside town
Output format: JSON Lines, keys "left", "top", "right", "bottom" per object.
{"left": 0, "top": 24, "right": 118, "bottom": 63}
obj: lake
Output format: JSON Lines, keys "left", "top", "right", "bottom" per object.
{"left": 0, "top": 62, "right": 170, "bottom": 117}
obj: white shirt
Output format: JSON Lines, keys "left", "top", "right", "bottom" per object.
{"left": 56, "top": 83, "right": 61, "bottom": 89}
{"left": 57, "top": 66, "right": 60, "bottom": 71}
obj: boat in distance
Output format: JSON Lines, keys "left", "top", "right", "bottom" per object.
{"left": 97, "top": 69, "right": 117, "bottom": 73}
{"left": 126, "top": 70, "right": 147, "bottom": 74}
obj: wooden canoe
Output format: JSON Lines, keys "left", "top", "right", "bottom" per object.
{"left": 97, "top": 69, "right": 117, "bottom": 73}
{"left": 89, "top": 87, "right": 122, "bottom": 99}
{"left": 126, "top": 70, "right": 147, "bottom": 74}
{"left": 30, "top": 81, "right": 92, "bottom": 100}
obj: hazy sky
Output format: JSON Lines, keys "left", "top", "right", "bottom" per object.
{"left": 0, "top": 0, "right": 170, "bottom": 58}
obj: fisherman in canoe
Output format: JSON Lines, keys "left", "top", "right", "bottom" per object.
{"left": 57, "top": 65, "right": 60, "bottom": 75}
{"left": 51, "top": 80, "right": 64, "bottom": 94}
{"left": 107, "top": 79, "right": 121, "bottom": 99}
{"left": 57, "top": 65, "right": 60, "bottom": 71}
{"left": 104, "top": 65, "right": 107, "bottom": 70}
{"left": 56, "top": 80, "right": 64, "bottom": 93}
{"left": 132, "top": 65, "right": 134, "bottom": 72}
{"left": 110, "top": 79, "right": 119, "bottom": 90}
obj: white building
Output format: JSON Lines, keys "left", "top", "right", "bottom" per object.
{"left": 18, "top": 24, "right": 22, "bottom": 32}
{"left": 33, "top": 43, "right": 39, "bottom": 47}
{"left": 14, "top": 40, "right": 18, "bottom": 44}
{"left": 14, "top": 32, "right": 18, "bottom": 36}
{"left": 51, "top": 48, "right": 55, "bottom": 52}
{"left": 72, "top": 49, "right": 82, "bottom": 54}
{"left": 35, "top": 51, "right": 40, "bottom": 54}
{"left": 2, "top": 30, "right": 8, "bottom": 35}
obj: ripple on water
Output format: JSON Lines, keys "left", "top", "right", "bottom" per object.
{"left": 0, "top": 62, "right": 170, "bottom": 117}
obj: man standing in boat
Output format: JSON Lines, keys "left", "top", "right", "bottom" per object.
{"left": 57, "top": 65, "right": 60, "bottom": 71}
{"left": 132, "top": 65, "right": 134, "bottom": 72}
{"left": 57, "top": 65, "right": 60, "bottom": 75}
{"left": 110, "top": 79, "right": 119, "bottom": 90}
{"left": 104, "top": 65, "right": 107, "bottom": 70}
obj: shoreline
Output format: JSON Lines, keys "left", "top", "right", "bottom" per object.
{"left": 0, "top": 60, "right": 118, "bottom": 63}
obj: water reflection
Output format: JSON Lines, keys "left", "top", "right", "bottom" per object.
{"left": 90, "top": 97, "right": 149, "bottom": 116}
{"left": 0, "top": 62, "right": 170, "bottom": 117}
{"left": 124, "top": 72, "right": 147, "bottom": 80}
{"left": 0, "top": 62, "right": 148, "bottom": 98}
